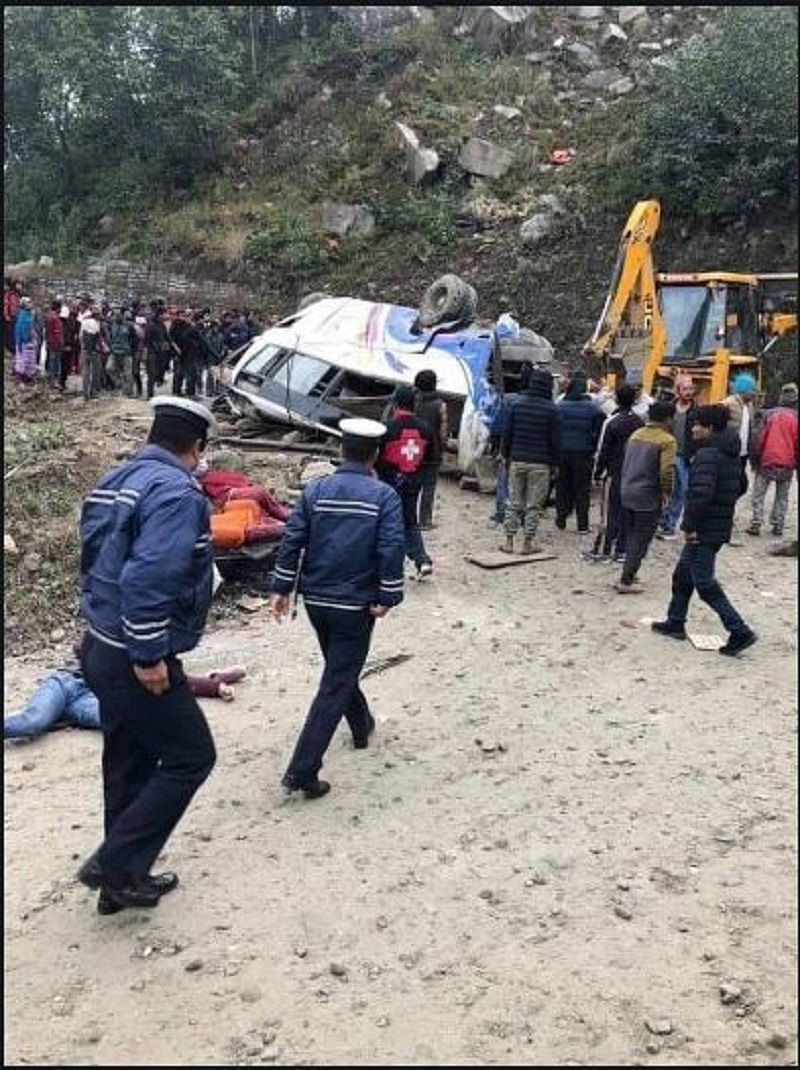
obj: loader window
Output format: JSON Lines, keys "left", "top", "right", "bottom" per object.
{"left": 660, "top": 285, "right": 726, "bottom": 361}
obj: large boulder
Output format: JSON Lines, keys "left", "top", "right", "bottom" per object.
{"left": 575, "top": 5, "right": 605, "bottom": 18}
{"left": 320, "top": 202, "right": 375, "bottom": 238}
{"left": 616, "top": 5, "right": 647, "bottom": 25}
{"left": 566, "top": 41, "right": 600, "bottom": 68}
{"left": 459, "top": 137, "right": 514, "bottom": 179}
{"left": 395, "top": 121, "right": 440, "bottom": 184}
{"left": 519, "top": 213, "right": 554, "bottom": 246}
{"left": 462, "top": 6, "right": 537, "bottom": 53}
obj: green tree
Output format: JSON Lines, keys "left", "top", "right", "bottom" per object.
{"left": 618, "top": 6, "right": 798, "bottom": 224}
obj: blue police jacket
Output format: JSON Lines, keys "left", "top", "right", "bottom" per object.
{"left": 271, "top": 462, "right": 405, "bottom": 610}
{"left": 80, "top": 445, "right": 213, "bottom": 663}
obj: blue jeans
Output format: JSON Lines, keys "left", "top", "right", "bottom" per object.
{"left": 661, "top": 455, "right": 691, "bottom": 534}
{"left": 4, "top": 671, "right": 100, "bottom": 738}
{"left": 666, "top": 542, "right": 749, "bottom": 636}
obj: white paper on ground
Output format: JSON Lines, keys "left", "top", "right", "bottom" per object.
{"left": 687, "top": 632, "right": 724, "bottom": 651}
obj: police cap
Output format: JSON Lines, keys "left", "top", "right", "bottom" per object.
{"left": 339, "top": 417, "right": 386, "bottom": 443}
{"left": 149, "top": 396, "right": 218, "bottom": 445}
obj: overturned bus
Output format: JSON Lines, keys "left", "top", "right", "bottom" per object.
{"left": 218, "top": 294, "right": 553, "bottom": 472}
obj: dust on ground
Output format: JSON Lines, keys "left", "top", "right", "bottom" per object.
{"left": 4, "top": 443, "right": 798, "bottom": 1066}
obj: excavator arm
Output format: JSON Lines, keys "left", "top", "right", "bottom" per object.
{"left": 583, "top": 200, "right": 666, "bottom": 391}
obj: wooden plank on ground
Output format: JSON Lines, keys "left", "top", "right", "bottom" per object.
{"left": 465, "top": 551, "right": 556, "bottom": 570}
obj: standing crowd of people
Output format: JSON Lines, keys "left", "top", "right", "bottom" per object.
{"left": 4, "top": 278, "right": 264, "bottom": 401}
{"left": 493, "top": 363, "right": 797, "bottom": 654}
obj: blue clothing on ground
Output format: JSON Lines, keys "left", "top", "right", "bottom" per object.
{"left": 4, "top": 671, "right": 100, "bottom": 738}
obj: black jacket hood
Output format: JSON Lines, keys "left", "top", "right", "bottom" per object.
{"left": 522, "top": 371, "right": 554, "bottom": 400}
{"left": 710, "top": 428, "right": 741, "bottom": 458}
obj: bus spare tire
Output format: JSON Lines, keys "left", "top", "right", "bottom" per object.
{"left": 297, "top": 291, "right": 330, "bottom": 311}
{"left": 418, "top": 274, "right": 478, "bottom": 328}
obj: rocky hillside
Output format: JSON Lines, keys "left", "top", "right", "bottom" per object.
{"left": 5, "top": 5, "right": 798, "bottom": 362}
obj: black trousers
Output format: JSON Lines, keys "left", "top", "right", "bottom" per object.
{"left": 556, "top": 451, "right": 593, "bottom": 530}
{"left": 621, "top": 507, "right": 661, "bottom": 584}
{"left": 418, "top": 463, "right": 441, "bottom": 527}
{"left": 173, "top": 354, "right": 200, "bottom": 398}
{"left": 80, "top": 632, "right": 216, "bottom": 881}
{"left": 284, "top": 604, "right": 374, "bottom": 785}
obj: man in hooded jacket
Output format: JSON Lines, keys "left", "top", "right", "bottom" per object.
{"left": 651, "top": 404, "right": 757, "bottom": 656}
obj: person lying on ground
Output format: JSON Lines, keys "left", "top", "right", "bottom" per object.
{"left": 4, "top": 666, "right": 247, "bottom": 740}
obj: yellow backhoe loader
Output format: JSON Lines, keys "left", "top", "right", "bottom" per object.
{"left": 583, "top": 200, "right": 797, "bottom": 403}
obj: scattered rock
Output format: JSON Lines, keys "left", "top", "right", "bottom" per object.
{"left": 4, "top": 533, "right": 18, "bottom": 555}
{"left": 462, "top": 6, "right": 537, "bottom": 54}
{"left": 98, "top": 214, "right": 115, "bottom": 232}
{"left": 617, "top": 5, "right": 647, "bottom": 26}
{"left": 607, "top": 75, "right": 636, "bottom": 96}
{"left": 614, "top": 904, "right": 633, "bottom": 920}
{"left": 493, "top": 104, "right": 523, "bottom": 121}
{"left": 767, "top": 1033, "right": 787, "bottom": 1050}
{"left": 582, "top": 67, "right": 623, "bottom": 91}
{"left": 300, "top": 460, "right": 336, "bottom": 485}
{"left": 184, "top": 958, "right": 204, "bottom": 973}
{"left": 320, "top": 201, "right": 375, "bottom": 238}
{"left": 38, "top": 255, "right": 54, "bottom": 268}
{"left": 566, "top": 41, "right": 600, "bottom": 68}
{"left": 601, "top": 22, "right": 628, "bottom": 45}
{"left": 22, "top": 552, "right": 43, "bottom": 574}
{"left": 459, "top": 137, "right": 513, "bottom": 179}
{"left": 329, "top": 962, "right": 348, "bottom": 977}
{"left": 50, "top": 627, "right": 66, "bottom": 643}
{"left": 293, "top": 945, "right": 308, "bottom": 958}
{"left": 478, "top": 888, "right": 494, "bottom": 900}
{"left": 260, "top": 1047, "right": 279, "bottom": 1062}
{"left": 395, "top": 121, "right": 440, "bottom": 184}
{"left": 616, "top": 878, "right": 631, "bottom": 891}
{"left": 638, "top": 40, "right": 662, "bottom": 52}
{"left": 376, "top": 915, "right": 389, "bottom": 930}
{"left": 575, "top": 6, "right": 604, "bottom": 19}
{"left": 644, "top": 1018, "right": 673, "bottom": 1036}
{"left": 376, "top": 91, "right": 392, "bottom": 110}
{"left": 519, "top": 213, "right": 554, "bottom": 246}
{"left": 645, "top": 1041, "right": 660, "bottom": 1054}
{"left": 240, "top": 987, "right": 262, "bottom": 1004}
{"left": 719, "top": 981, "right": 742, "bottom": 1005}
{"left": 537, "top": 193, "right": 565, "bottom": 216}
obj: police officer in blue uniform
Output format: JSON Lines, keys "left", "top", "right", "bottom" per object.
{"left": 76, "top": 396, "right": 218, "bottom": 914}
{"left": 270, "top": 418, "right": 406, "bottom": 799}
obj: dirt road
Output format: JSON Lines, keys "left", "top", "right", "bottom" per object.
{"left": 4, "top": 480, "right": 797, "bottom": 1066}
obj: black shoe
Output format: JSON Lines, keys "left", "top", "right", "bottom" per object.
{"left": 76, "top": 852, "right": 106, "bottom": 890}
{"left": 555, "top": 518, "right": 566, "bottom": 531}
{"left": 145, "top": 871, "right": 180, "bottom": 896}
{"left": 719, "top": 630, "right": 758, "bottom": 657}
{"left": 282, "top": 775, "right": 331, "bottom": 799}
{"left": 353, "top": 714, "right": 376, "bottom": 750}
{"left": 651, "top": 620, "right": 687, "bottom": 640}
{"left": 96, "top": 881, "right": 161, "bottom": 914}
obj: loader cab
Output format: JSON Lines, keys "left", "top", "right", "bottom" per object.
{"left": 657, "top": 273, "right": 760, "bottom": 362}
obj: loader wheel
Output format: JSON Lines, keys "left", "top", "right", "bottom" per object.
{"left": 418, "top": 274, "right": 478, "bottom": 328}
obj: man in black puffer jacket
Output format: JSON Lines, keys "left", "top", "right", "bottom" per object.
{"left": 652, "top": 405, "right": 757, "bottom": 657}
{"left": 501, "top": 365, "right": 560, "bottom": 554}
